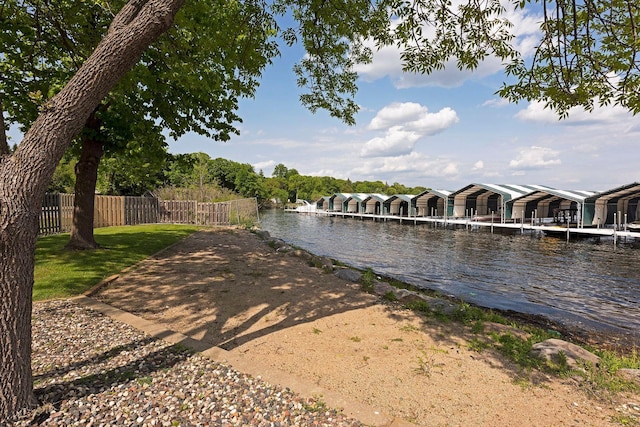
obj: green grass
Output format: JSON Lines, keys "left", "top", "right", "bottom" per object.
{"left": 34, "top": 224, "right": 201, "bottom": 301}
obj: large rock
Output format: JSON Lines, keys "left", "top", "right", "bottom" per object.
{"left": 255, "top": 230, "right": 270, "bottom": 240}
{"left": 316, "top": 256, "right": 334, "bottom": 271}
{"left": 288, "top": 248, "right": 312, "bottom": 261}
{"left": 530, "top": 338, "right": 600, "bottom": 369}
{"left": 334, "top": 268, "right": 363, "bottom": 283}
{"left": 394, "top": 288, "right": 427, "bottom": 304}
{"left": 373, "top": 281, "right": 396, "bottom": 296}
{"left": 268, "top": 237, "right": 287, "bottom": 249}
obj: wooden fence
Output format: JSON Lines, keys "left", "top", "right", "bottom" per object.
{"left": 38, "top": 193, "right": 258, "bottom": 235}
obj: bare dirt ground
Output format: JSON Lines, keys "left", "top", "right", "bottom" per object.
{"left": 95, "top": 227, "right": 638, "bottom": 426}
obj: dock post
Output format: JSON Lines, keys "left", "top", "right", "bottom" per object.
{"left": 491, "top": 211, "right": 494, "bottom": 234}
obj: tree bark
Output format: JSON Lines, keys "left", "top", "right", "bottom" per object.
{"left": 0, "top": 0, "right": 184, "bottom": 422}
{"left": 66, "top": 114, "right": 105, "bottom": 250}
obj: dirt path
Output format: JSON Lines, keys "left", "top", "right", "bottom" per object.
{"left": 95, "top": 227, "right": 638, "bottom": 426}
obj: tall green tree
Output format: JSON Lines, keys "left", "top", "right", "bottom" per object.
{"left": 1, "top": 0, "right": 187, "bottom": 419}
{"left": 1, "top": 0, "right": 277, "bottom": 249}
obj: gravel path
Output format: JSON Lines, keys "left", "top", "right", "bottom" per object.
{"left": 13, "top": 300, "right": 364, "bottom": 426}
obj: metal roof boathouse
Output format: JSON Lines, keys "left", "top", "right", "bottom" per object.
{"left": 415, "top": 189, "right": 453, "bottom": 217}
{"left": 584, "top": 182, "right": 640, "bottom": 228}
{"left": 302, "top": 182, "right": 640, "bottom": 241}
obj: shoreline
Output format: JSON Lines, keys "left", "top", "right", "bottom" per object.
{"left": 21, "top": 227, "right": 638, "bottom": 426}
{"left": 257, "top": 214, "right": 640, "bottom": 353}
{"left": 260, "top": 227, "right": 640, "bottom": 353}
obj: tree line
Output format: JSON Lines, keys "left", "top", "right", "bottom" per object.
{"left": 48, "top": 150, "right": 427, "bottom": 205}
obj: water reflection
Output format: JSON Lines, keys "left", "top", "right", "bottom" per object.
{"left": 259, "top": 210, "right": 640, "bottom": 336}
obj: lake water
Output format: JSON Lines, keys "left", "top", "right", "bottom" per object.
{"left": 259, "top": 209, "right": 640, "bottom": 342}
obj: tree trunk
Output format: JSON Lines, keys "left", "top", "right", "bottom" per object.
{"left": 0, "top": 0, "right": 184, "bottom": 422}
{"left": 66, "top": 115, "right": 105, "bottom": 250}
{"left": 0, "top": 200, "right": 38, "bottom": 420}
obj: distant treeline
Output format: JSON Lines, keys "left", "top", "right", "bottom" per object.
{"left": 49, "top": 152, "right": 427, "bottom": 206}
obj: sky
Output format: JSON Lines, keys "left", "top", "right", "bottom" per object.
{"left": 167, "top": 4, "right": 640, "bottom": 194}
{"left": 6, "top": 4, "right": 635, "bottom": 195}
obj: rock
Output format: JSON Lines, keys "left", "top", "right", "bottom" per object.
{"left": 289, "top": 249, "right": 312, "bottom": 261}
{"left": 530, "top": 338, "right": 600, "bottom": 369}
{"left": 334, "top": 268, "right": 362, "bottom": 283}
{"left": 269, "top": 238, "right": 287, "bottom": 249}
{"left": 317, "top": 256, "right": 334, "bottom": 271}
{"left": 393, "top": 289, "right": 426, "bottom": 304}
{"left": 373, "top": 281, "right": 396, "bottom": 296}
{"left": 276, "top": 245, "right": 293, "bottom": 253}
{"left": 255, "top": 230, "right": 270, "bottom": 240}
{"left": 617, "top": 368, "right": 640, "bottom": 385}
{"left": 423, "top": 298, "right": 457, "bottom": 315}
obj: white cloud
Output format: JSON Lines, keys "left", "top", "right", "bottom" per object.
{"left": 509, "top": 146, "right": 561, "bottom": 169}
{"left": 361, "top": 103, "right": 459, "bottom": 157}
{"left": 361, "top": 128, "right": 422, "bottom": 157}
{"left": 354, "top": 47, "right": 503, "bottom": 89}
{"left": 351, "top": 152, "right": 460, "bottom": 178}
{"left": 473, "top": 160, "right": 484, "bottom": 170}
{"left": 482, "top": 98, "right": 510, "bottom": 108}
{"left": 253, "top": 160, "right": 276, "bottom": 171}
{"left": 368, "top": 102, "right": 428, "bottom": 130}
{"left": 516, "top": 100, "right": 633, "bottom": 124}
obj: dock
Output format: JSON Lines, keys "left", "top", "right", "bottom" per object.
{"left": 295, "top": 210, "right": 640, "bottom": 243}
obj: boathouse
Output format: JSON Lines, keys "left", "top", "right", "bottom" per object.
{"left": 449, "top": 184, "right": 546, "bottom": 221}
{"left": 316, "top": 196, "right": 331, "bottom": 211}
{"left": 362, "top": 194, "right": 389, "bottom": 215}
{"left": 383, "top": 194, "right": 417, "bottom": 216}
{"left": 507, "top": 188, "right": 597, "bottom": 227}
{"left": 343, "top": 193, "right": 371, "bottom": 213}
{"left": 328, "top": 193, "right": 354, "bottom": 212}
{"left": 414, "top": 189, "right": 453, "bottom": 217}
{"left": 583, "top": 182, "right": 640, "bottom": 227}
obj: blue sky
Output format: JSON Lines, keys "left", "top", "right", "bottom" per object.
{"left": 169, "top": 4, "right": 640, "bottom": 193}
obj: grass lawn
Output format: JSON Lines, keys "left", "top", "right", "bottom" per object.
{"left": 34, "top": 224, "right": 201, "bottom": 301}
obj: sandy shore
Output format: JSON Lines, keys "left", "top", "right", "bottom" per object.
{"left": 85, "top": 227, "right": 638, "bottom": 426}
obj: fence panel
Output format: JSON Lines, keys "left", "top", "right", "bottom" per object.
{"left": 59, "top": 194, "right": 75, "bottom": 233}
{"left": 125, "top": 196, "right": 158, "bottom": 225}
{"left": 39, "top": 194, "right": 258, "bottom": 234}
{"left": 158, "top": 200, "right": 197, "bottom": 224}
{"left": 94, "top": 195, "right": 124, "bottom": 228}
{"left": 197, "top": 202, "right": 229, "bottom": 225}
{"left": 229, "top": 198, "right": 260, "bottom": 225}
{"left": 39, "top": 193, "right": 61, "bottom": 235}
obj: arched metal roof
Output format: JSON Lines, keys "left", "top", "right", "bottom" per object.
{"left": 416, "top": 189, "right": 452, "bottom": 199}
{"left": 585, "top": 182, "right": 640, "bottom": 203}
{"left": 510, "top": 187, "right": 597, "bottom": 206}
{"left": 386, "top": 194, "right": 417, "bottom": 203}
{"left": 345, "top": 193, "right": 371, "bottom": 202}
{"left": 451, "top": 184, "right": 550, "bottom": 201}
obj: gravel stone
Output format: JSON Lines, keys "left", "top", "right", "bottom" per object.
{"left": 12, "top": 300, "right": 363, "bottom": 427}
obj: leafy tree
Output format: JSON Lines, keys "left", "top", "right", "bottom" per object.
{"left": 1, "top": 0, "right": 277, "bottom": 249}
{"left": 47, "top": 156, "right": 76, "bottom": 194}
{"left": 272, "top": 163, "right": 289, "bottom": 179}
{"left": 162, "top": 153, "right": 198, "bottom": 188}
{"left": 1, "top": 0, "right": 188, "bottom": 419}
{"left": 498, "top": 0, "right": 640, "bottom": 115}
{"left": 96, "top": 144, "right": 166, "bottom": 195}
